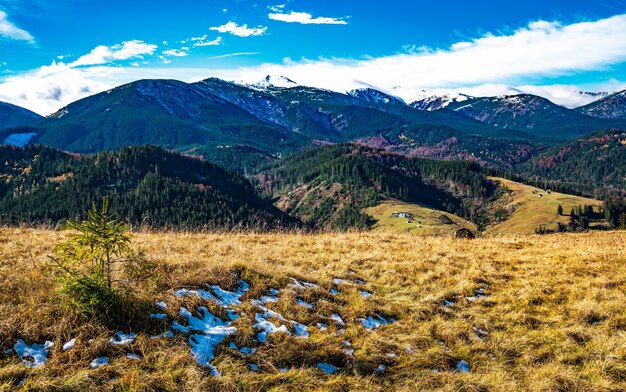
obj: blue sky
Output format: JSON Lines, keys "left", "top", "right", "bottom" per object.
{"left": 1, "top": 0, "right": 626, "bottom": 114}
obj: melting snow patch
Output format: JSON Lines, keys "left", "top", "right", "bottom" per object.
{"left": 331, "top": 313, "right": 345, "bottom": 326}
{"left": 292, "top": 321, "right": 309, "bottom": 338}
{"left": 317, "top": 362, "right": 339, "bottom": 374}
{"left": 333, "top": 278, "right": 346, "bottom": 285}
{"left": 150, "top": 331, "right": 174, "bottom": 339}
{"left": 287, "top": 278, "right": 318, "bottom": 290}
{"left": 14, "top": 340, "right": 53, "bottom": 368}
{"left": 456, "top": 360, "right": 470, "bottom": 373}
{"left": 91, "top": 357, "right": 109, "bottom": 369}
{"left": 62, "top": 339, "right": 76, "bottom": 351}
{"left": 259, "top": 295, "right": 278, "bottom": 304}
{"left": 359, "top": 314, "right": 395, "bottom": 329}
{"left": 150, "top": 313, "right": 167, "bottom": 320}
{"left": 155, "top": 301, "right": 168, "bottom": 309}
{"left": 317, "top": 323, "right": 328, "bottom": 331}
{"left": 330, "top": 288, "right": 339, "bottom": 295}
{"left": 359, "top": 290, "right": 373, "bottom": 299}
{"left": 254, "top": 313, "right": 290, "bottom": 342}
{"left": 353, "top": 279, "right": 365, "bottom": 285}
{"left": 126, "top": 353, "right": 142, "bottom": 360}
{"left": 375, "top": 364, "right": 387, "bottom": 373}
{"left": 296, "top": 299, "right": 313, "bottom": 309}
{"left": 269, "top": 288, "right": 279, "bottom": 295}
{"left": 229, "top": 341, "right": 256, "bottom": 355}
{"left": 110, "top": 332, "right": 137, "bottom": 345}
{"left": 444, "top": 299, "right": 455, "bottom": 307}
{"left": 248, "top": 363, "right": 259, "bottom": 371}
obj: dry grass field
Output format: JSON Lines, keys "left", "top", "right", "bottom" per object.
{"left": 485, "top": 178, "right": 606, "bottom": 235}
{"left": 364, "top": 200, "right": 477, "bottom": 236}
{"left": 1, "top": 228, "right": 626, "bottom": 391}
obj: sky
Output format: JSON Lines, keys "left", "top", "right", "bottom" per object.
{"left": 1, "top": 0, "right": 626, "bottom": 115}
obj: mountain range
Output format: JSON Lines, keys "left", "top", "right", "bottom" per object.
{"left": 0, "top": 75, "right": 625, "bottom": 200}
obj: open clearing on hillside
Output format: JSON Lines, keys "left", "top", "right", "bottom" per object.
{"left": 364, "top": 200, "right": 477, "bottom": 236}
{"left": 485, "top": 177, "right": 606, "bottom": 235}
{"left": 1, "top": 228, "right": 626, "bottom": 391}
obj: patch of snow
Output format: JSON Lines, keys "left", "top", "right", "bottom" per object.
{"left": 155, "top": 301, "right": 168, "bottom": 309}
{"left": 353, "top": 279, "right": 365, "bottom": 285}
{"left": 296, "top": 299, "right": 313, "bottom": 309}
{"left": 3, "top": 133, "right": 37, "bottom": 147}
{"left": 109, "top": 332, "right": 137, "bottom": 345}
{"left": 331, "top": 313, "right": 345, "bottom": 326}
{"left": 126, "top": 353, "right": 142, "bottom": 360}
{"left": 375, "top": 364, "right": 387, "bottom": 373}
{"left": 359, "top": 290, "right": 373, "bottom": 299}
{"left": 14, "top": 340, "right": 53, "bottom": 368}
{"left": 292, "top": 322, "right": 309, "bottom": 338}
{"left": 333, "top": 278, "right": 347, "bottom": 285}
{"left": 269, "top": 288, "right": 279, "bottom": 295}
{"left": 90, "top": 357, "right": 109, "bottom": 369}
{"left": 287, "top": 278, "right": 319, "bottom": 290}
{"left": 62, "top": 339, "right": 76, "bottom": 351}
{"left": 316, "top": 362, "right": 339, "bottom": 374}
{"left": 456, "top": 360, "right": 470, "bottom": 373}
{"left": 150, "top": 330, "right": 174, "bottom": 339}
{"left": 248, "top": 363, "right": 260, "bottom": 371}
{"left": 444, "top": 299, "right": 455, "bottom": 307}
{"left": 259, "top": 295, "right": 279, "bottom": 304}
{"left": 330, "top": 288, "right": 339, "bottom": 295}
{"left": 150, "top": 313, "right": 167, "bottom": 320}
{"left": 254, "top": 313, "right": 290, "bottom": 342}
{"left": 317, "top": 323, "right": 328, "bottom": 331}
{"left": 358, "top": 314, "right": 395, "bottom": 329}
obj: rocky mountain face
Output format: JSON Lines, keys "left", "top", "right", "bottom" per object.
{"left": 577, "top": 90, "right": 626, "bottom": 120}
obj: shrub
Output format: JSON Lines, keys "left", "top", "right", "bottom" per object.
{"left": 49, "top": 197, "right": 153, "bottom": 319}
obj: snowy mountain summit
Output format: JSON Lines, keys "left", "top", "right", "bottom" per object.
{"left": 347, "top": 88, "right": 405, "bottom": 105}
{"left": 253, "top": 75, "right": 299, "bottom": 89}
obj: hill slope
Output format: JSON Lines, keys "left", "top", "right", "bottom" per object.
{"left": 0, "top": 101, "right": 42, "bottom": 131}
{"left": 0, "top": 145, "right": 294, "bottom": 229}
{"left": 577, "top": 90, "right": 626, "bottom": 120}
{"left": 256, "top": 144, "right": 497, "bottom": 230}
{"left": 1, "top": 228, "right": 625, "bottom": 390}
{"left": 446, "top": 94, "right": 625, "bottom": 140}
{"left": 517, "top": 129, "right": 626, "bottom": 195}
{"left": 484, "top": 177, "right": 606, "bottom": 235}
{"left": 20, "top": 78, "right": 543, "bottom": 170}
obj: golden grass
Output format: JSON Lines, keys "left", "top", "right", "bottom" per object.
{"left": 1, "top": 227, "right": 626, "bottom": 391}
{"left": 485, "top": 177, "right": 606, "bottom": 235}
{"left": 364, "top": 199, "right": 477, "bottom": 236}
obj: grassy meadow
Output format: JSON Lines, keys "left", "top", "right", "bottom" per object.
{"left": 485, "top": 177, "right": 606, "bottom": 235}
{"left": 1, "top": 228, "right": 626, "bottom": 391}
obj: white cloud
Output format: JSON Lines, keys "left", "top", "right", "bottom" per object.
{"left": 214, "top": 14, "right": 626, "bottom": 103}
{"left": 162, "top": 48, "right": 188, "bottom": 57}
{"left": 268, "top": 11, "right": 348, "bottom": 25}
{"left": 192, "top": 36, "right": 223, "bottom": 47}
{"left": 209, "top": 21, "right": 267, "bottom": 37}
{"left": 70, "top": 40, "right": 158, "bottom": 67}
{"left": 0, "top": 10, "right": 34, "bottom": 43}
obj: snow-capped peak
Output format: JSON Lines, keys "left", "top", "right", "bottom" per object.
{"left": 347, "top": 88, "right": 405, "bottom": 105}
{"left": 253, "top": 75, "right": 299, "bottom": 89}
{"left": 410, "top": 92, "right": 474, "bottom": 111}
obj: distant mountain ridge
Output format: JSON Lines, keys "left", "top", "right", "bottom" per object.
{"left": 577, "top": 90, "right": 626, "bottom": 120}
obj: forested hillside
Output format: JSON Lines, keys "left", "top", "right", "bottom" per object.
{"left": 255, "top": 144, "right": 500, "bottom": 230}
{"left": 0, "top": 145, "right": 295, "bottom": 229}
